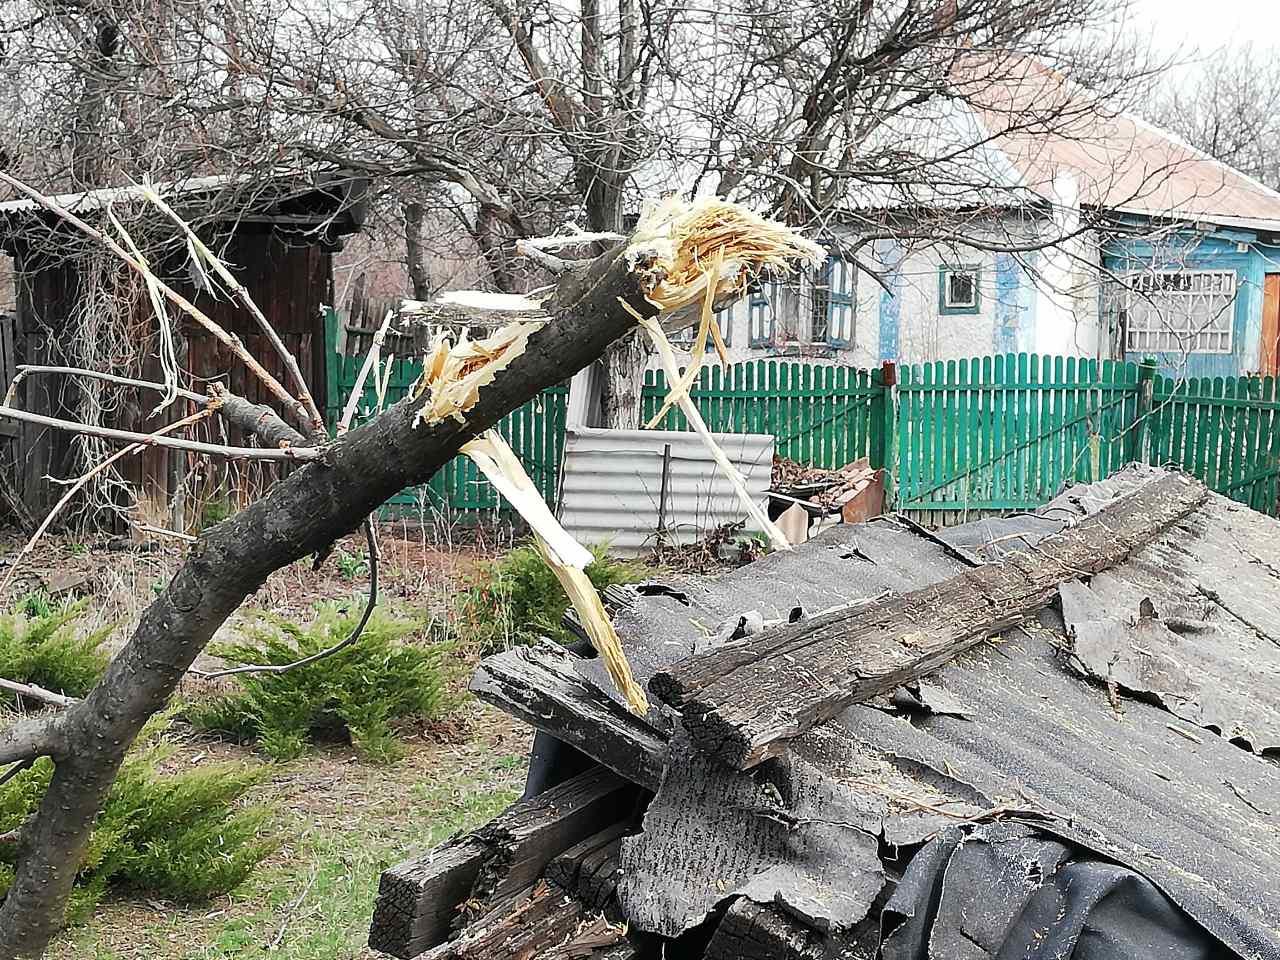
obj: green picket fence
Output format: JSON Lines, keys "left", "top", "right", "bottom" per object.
{"left": 324, "top": 318, "right": 1280, "bottom": 524}
{"left": 894, "top": 353, "right": 1280, "bottom": 523}
{"left": 1147, "top": 372, "right": 1280, "bottom": 516}
{"left": 641, "top": 361, "right": 885, "bottom": 470}
{"left": 323, "top": 310, "right": 568, "bottom": 518}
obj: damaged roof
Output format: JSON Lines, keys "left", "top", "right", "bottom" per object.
{"left": 589, "top": 466, "right": 1280, "bottom": 959}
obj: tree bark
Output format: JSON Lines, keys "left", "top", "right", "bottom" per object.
{"left": 599, "top": 330, "right": 648, "bottom": 429}
{"left": 403, "top": 200, "right": 432, "bottom": 300}
{"left": 0, "top": 244, "right": 659, "bottom": 959}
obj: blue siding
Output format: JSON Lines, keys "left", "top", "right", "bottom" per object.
{"left": 993, "top": 252, "right": 1037, "bottom": 353}
{"left": 877, "top": 239, "right": 903, "bottom": 361}
{"left": 1103, "top": 227, "right": 1280, "bottom": 377}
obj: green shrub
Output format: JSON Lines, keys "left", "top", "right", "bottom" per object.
{"left": 334, "top": 549, "right": 367, "bottom": 582}
{"left": 457, "top": 543, "right": 644, "bottom": 651}
{"left": 0, "top": 717, "right": 273, "bottom": 921}
{"left": 185, "top": 603, "right": 455, "bottom": 763}
{"left": 0, "top": 598, "right": 111, "bottom": 699}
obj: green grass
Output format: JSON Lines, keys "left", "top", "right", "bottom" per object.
{"left": 45, "top": 731, "right": 526, "bottom": 960}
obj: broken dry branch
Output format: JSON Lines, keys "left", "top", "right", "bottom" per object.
{"left": 0, "top": 679, "right": 76, "bottom": 709}
{"left": 651, "top": 472, "right": 1209, "bottom": 769}
{"left": 338, "top": 310, "right": 397, "bottom": 435}
{"left": 0, "top": 405, "right": 319, "bottom": 461}
{"left": 7, "top": 366, "right": 206, "bottom": 407}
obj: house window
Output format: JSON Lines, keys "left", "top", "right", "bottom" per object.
{"left": 1113, "top": 270, "right": 1236, "bottom": 354}
{"left": 939, "top": 265, "right": 980, "bottom": 315}
{"left": 811, "top": 256, "right": 855, "bottom": 347}
{"left": 749, "top": 282, "right": 777, "bottom": 347}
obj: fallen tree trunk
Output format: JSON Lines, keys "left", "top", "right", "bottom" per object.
{"left": 650, "top": 472, "right": 1208, "bottom": 769}
{"left": 0, "top": 246, "right": 660, "bottom": 959}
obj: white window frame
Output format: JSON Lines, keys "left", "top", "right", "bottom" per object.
{"left": 1114, "top": 269, "right": 1237, "bottom": 355}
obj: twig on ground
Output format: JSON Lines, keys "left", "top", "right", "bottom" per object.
{"left": 267, "top": 867, "right": 320, "bottom": 950}
{"left": 191, "top": 518, "right": 380, "bottom": 679}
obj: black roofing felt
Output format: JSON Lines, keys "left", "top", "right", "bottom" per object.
{"left": 600, "top": 468, "right": 1280, "bottom": 960}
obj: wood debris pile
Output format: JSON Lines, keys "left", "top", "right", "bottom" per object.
{"left": 770, "top": 456, "right": 882, "bottom": 512}
{"left": 367, "top": 473, "right": 1212, "bottom": 960}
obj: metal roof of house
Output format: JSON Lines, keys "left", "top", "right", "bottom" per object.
{"left": 843, "top": 55, "right": 1280, "bottom": 236}
{"left": 573, "top": 466, "right": 1280, "bottom": 959}
{"left": 958, "top": 56, "right": 1280, "bottom": 233}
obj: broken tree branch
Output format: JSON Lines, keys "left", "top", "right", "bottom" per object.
{"left": 650, "top": 472, "right": 1210, "bottom": 769}
{"left": 0, "top": 197, "right": 819, "bottom": 958}
{"left": 7, "top": 366, "right": 307, "bottom": 450}
{"left": 0, "top": 405, "right": 319, "bottom": 461}
{"left": 0, "top": 680, "right": 76, "bottom": 709}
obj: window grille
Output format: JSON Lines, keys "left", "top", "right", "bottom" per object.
{"left": 1113, "top": 270, "right": 1236, "bottom": 354}
{"left": 812, "top": 256, "right": 855, "bottom": 347}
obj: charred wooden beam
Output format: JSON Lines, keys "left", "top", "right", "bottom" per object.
{"left": 415, "top": 881, "right": 637, "bottom": 960}
{"left": 546, "top": 823, "right": 630, "bottom": 913}
{"left": 470, "top": 640, "right": 668, "bottom": 791}
{"left": 651, "top": 472, "right": 1208, "bottom": 769}
{"left": 414, "top": 881, "right": 586, "bottom": 960}
{"left": 704, "top": 899, "right": 826, "bottom": 960}
{"left": 369, "top": 766, "right": 637, "bottom": 958}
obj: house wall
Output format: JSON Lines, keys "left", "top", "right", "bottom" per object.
{"left": 1102, "top": 227, "right": 1280, "bottom": 378}
{"left": 660, "top": 214, "right": 1107, "bottom": 372}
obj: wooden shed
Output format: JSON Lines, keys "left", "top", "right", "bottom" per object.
{"left": 0, "top": 171, "right": 366, "bottom": 528}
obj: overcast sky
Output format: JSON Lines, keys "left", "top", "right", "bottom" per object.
{"left": 1133, "top": 0, "right": 1278, "bottom": 53}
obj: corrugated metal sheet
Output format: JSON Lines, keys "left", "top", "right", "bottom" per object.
{"left": 557, "top": 426, "right": 774, "bottom": 556}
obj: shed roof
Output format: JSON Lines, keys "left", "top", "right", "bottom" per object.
{"left": 582, "top": 466, "right": 1280, "bottom": 958}
{"left": 0, "top": 169, "right": 367, "bottom": 252}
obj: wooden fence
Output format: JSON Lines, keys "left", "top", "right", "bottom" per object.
{"left": 325, "top": 318, "right": 1280, "bottom": 525}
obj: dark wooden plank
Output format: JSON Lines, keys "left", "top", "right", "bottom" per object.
{"left": 469, "top": 639, "right": 668, "bottom": 791}
{"left": 369, "top": 766, "right": 636, "bottom": 958}
{"left": 704, "top": 899, "right": 825, "bottom": 960}
{"left": 651, "top": 472, "right": 1209, "bottom": 769}
{"left": 417, "top": 882, "right": 639, "bottom": 960}
{"left": 544, "top": 823, "right": 630, "bottom": 901}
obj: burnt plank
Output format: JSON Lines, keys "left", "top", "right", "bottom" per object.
{"left": 703, "top": 899, "right": 825, "bottom": 960}
{"left": 369, "top": 766, "right": 635, "bottom": 958}
{"left": 469, "top": 639, "right": 668, "bottom": 790}
{"left": 650, "top": 472, "right": 1208, "bottom": 769}
{"left": 417, "top": 882, "right": 635, "bottom": 960}
{"left": 544, "top": 823, "right": 630, "bottom": 898}
{"left": 414, "top": 881, "right": 585, "bottom": 960}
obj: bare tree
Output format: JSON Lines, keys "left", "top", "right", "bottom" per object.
{"left": 1149, "top": 43, "right": 1280, "bottom": 191}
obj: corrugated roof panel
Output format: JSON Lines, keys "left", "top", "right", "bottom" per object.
{"left": 558, "top": 426, "right": 774, "bottom": 556}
